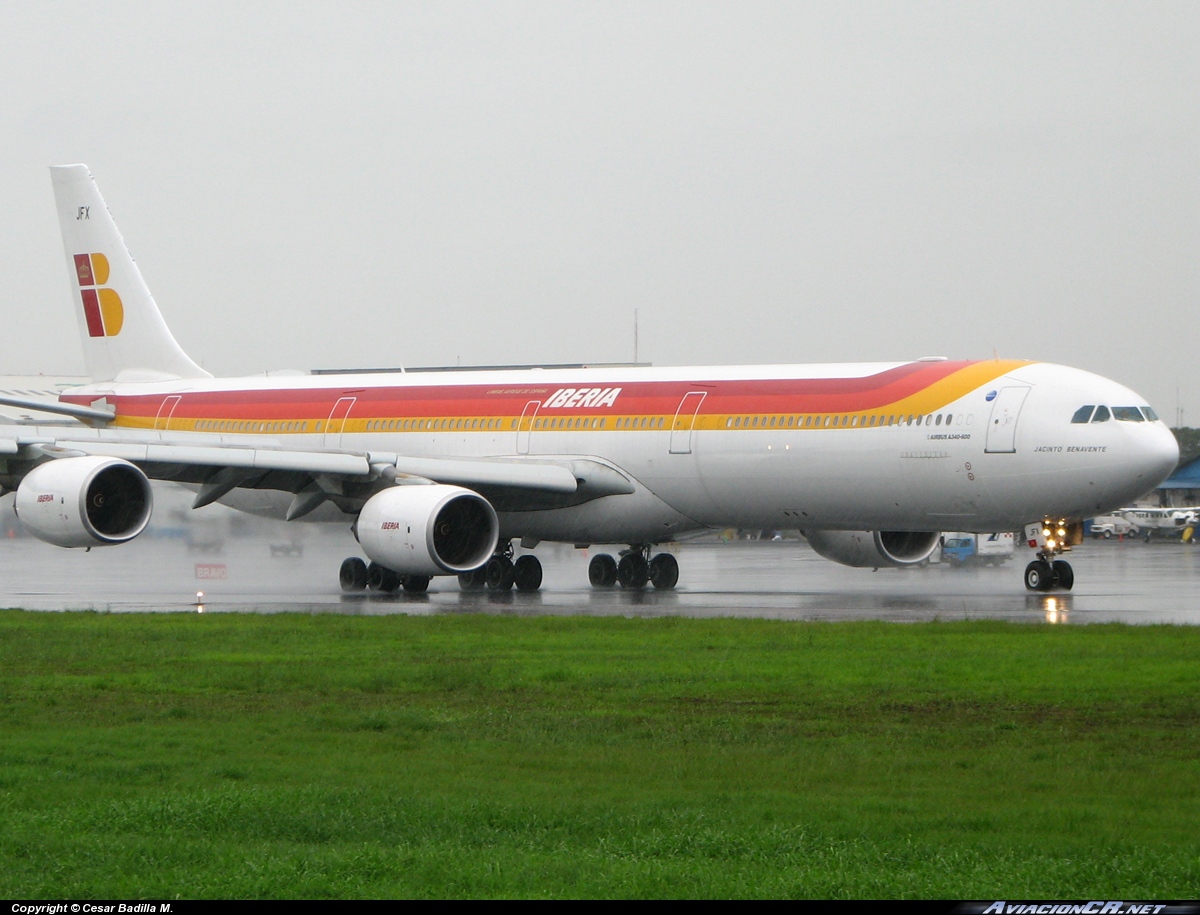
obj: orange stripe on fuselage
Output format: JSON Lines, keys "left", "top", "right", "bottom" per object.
{"left": 61, "top": 360, "right": 1031, "bottom": 430}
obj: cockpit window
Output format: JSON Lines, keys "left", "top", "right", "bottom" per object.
{"left": 1112, "top": 407, "right": 1144, "bottom": 422}
{"left": 1141, "top": 406, "right": 1160, "bottom": 422}
{"left": 1071, "top": 406, "right": 1095, "bottom": 424}
{"left": 1091, "top": 405, "right": 1111, "bottom": 423}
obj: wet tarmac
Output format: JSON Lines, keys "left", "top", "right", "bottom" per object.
{"left": 2, "top": 528, "right": 1199, "bottom": 624}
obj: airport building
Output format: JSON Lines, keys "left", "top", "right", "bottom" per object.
{"left": 1153, "top": 456, "right": 1200, "bottom": 508}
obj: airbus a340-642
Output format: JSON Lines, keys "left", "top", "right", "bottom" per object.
{"left": 0, "top": 166, "right": 1179, "bottom": 593}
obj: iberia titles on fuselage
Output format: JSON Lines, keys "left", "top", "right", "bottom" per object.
{"left": 57, "top": 357, "right": 1176, "bottom": 542}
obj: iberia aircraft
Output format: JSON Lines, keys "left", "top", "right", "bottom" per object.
{"left": 0, "top": 166, "right": 1180, "bottom": 593}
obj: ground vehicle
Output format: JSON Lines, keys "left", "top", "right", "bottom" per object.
{"left": 940, "top": 532, "right": 1015, "bottom": 567}
{"left": 1088, "top": 515, "right": 1136, "bottom": 539}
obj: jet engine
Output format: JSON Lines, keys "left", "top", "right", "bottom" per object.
{"left": 357, "top": 484, "right": 499, "bottom": 576}
{"left": 803, "top": 530, "right": 940, "bottom": 569}
{"left": 14, "top": 456, "right": 153, "bottom": 548}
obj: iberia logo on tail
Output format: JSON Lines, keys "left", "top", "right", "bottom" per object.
{"left": 73, "top": 252, "right": 123, "bottom": 337}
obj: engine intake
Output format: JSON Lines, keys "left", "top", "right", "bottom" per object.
{"left": 15, "top": 456, "right": 153, "bottom": 548}
{"left": 803, "top": 530, "right": 941, "bottom": 569}
{"left": 357, "top": 484, "right": 499, "bottom": 576}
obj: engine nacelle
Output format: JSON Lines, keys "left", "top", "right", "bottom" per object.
{"left": 15, "top": 456, "right": 153, "bottom": 548}
{"left": 803, "top": 530, "right": 940, "bottom": 569}
{"left": 357, "top": 484, "right": 499, "bottom": 576}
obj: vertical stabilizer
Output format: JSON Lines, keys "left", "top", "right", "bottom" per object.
{"left": 50, "top": 165, "right": 210, "bottom": 382}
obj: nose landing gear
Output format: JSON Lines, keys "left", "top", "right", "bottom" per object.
{"left": 1023, "top": 520, "right": 1082, "bottom": 592}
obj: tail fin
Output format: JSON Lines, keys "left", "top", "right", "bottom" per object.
{"left": 50, "top": 165, "right": 210, "bottom": 382}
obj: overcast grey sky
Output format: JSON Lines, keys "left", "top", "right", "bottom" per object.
{"left": 1, "top": 3, "right": 1197, "bottom": 419}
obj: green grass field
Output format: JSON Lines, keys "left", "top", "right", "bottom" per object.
{"left": 1, "top": 609, "right": 1198, "bottom": 898}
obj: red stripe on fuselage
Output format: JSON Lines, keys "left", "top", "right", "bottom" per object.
{"left": 61, "top": 361, "right": 980, "bottom": 421}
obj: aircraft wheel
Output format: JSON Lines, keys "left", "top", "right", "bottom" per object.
{"left": 458, "top": 567, "right": 487, "bottom": 592}
{"left": 1024, "top": 560, "right": 1054, "bottom": 592}
{"left": 513, "top": 555, "right": 543, "bottom": 592}
{"left": 367, "top": 562, "right": 401, "bottom": 593}
{"left": 486, "top": 555, "right": 515, "bottom": 591}
{"left": 340, "top": 557, "right": 367, "bottom": 592}
{"left": 403, "top": 575, "right": 430, "bottom": 593}
{"left": 366, "top": 562, "right": 383, "bottom": 591}
{"left": 617, "top": 553, "right": 649, "bottom": 589}
{"left": 1052, "top": 560, "right": 1074, "bottom": 591}
{"left": 649, "top": 553, "right": 679, "bottom": 590}
{"left": 588, "top": 554, "right": 617, "bottom": 588}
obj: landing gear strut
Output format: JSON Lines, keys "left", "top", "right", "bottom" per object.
{"left": 1022, "top": 519, "right": 1078, "bottom": 592}
{"left": 589, "top": 545, "right": 679, "bottom": 591}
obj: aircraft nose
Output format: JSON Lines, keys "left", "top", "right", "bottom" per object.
{"left": 1138, "top": 424, "right": 1179, "bottom": 488}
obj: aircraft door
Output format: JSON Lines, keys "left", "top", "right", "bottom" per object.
{"left": 669, "top": 392, "right": 707, "bottom": 454}
{"left": 154, "top": 395, "right": 181, "bottom": 431}
{"left": 516, "top": 400, "right": 540, "bottom": 454}
{"left": 984, "top": 386, "right": 1031, "bottom": 453}
{"left": 323, "top": 397, "right": 356, "bottom": 448}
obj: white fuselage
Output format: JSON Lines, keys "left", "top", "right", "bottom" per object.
{"left": 59, "top": 359, "right": 1179, "bottom": 544}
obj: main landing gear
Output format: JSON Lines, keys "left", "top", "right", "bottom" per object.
{"left": 458, "top": 542, "right": 543, "bottom": 593}
{"left": 339, "top": 557, "right": 431, "bottom": 594}
{"left": 589, "top": 545, "right": 679, "bottom": 590}
{"left": 1023, "top": 519, "right": 1077, "bottom": 592}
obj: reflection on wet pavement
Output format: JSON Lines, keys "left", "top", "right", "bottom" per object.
{"left": 3, "top": 527, "right": 1199, "bottom": 624}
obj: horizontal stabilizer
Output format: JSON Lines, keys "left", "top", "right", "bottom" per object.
{"left": 0, "top": 394, "right": 114, "bottom": 423}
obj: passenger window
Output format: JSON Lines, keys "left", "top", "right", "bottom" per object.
{"left": 1091, "top": 406, "right": 1111, "bottom": 423}
{"left": 1071, "top": 406, "right": 1095, "bottom": 424}
{"left": 935, "top": 414, "right": 943, "bottom": 426}
{"left": 1112, "top": 407, "right": 1144, "bottom": 422}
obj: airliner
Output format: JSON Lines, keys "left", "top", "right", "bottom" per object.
{"left": 0, "top": 166, "right": 1179, "bottom": 594}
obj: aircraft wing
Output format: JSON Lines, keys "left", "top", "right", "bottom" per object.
{"left": 0, "top": 423, "right": 633, "bottom": 517}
